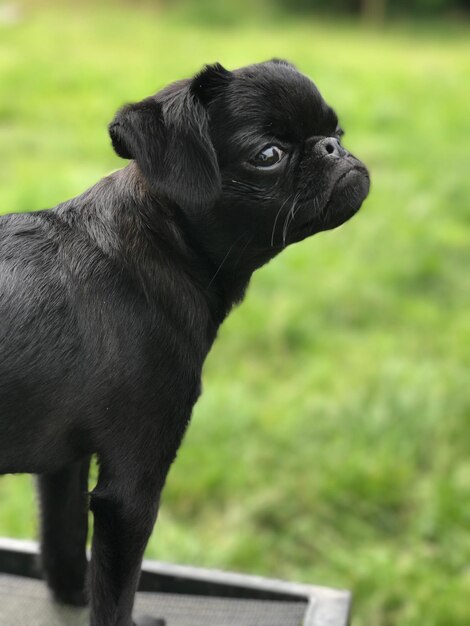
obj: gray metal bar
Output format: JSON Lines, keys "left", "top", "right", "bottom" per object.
{"left": 0, "top": 537, "right": 352, "bottom": 625}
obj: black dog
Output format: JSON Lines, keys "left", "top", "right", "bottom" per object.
{"left": 0, "top": 60, "right": 369, "bottom": 625}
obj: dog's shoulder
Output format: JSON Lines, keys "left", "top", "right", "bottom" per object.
{"left": 0, "top": 209, "right": 58, "bottom": 260}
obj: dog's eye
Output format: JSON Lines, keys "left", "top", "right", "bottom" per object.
{"left": 250, "top": 145, "right": 285, "bottom": 169}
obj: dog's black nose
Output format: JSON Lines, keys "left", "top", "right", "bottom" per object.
{"left": 316, "top": 137, "right": 348, "bottom": 158}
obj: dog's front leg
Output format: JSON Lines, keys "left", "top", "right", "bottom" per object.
{"left": 88, "top": 448, "right": 174, "bottom": 626}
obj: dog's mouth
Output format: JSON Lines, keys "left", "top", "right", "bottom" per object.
{"left": 325, "top": 167, "right": 370, "bottom": 226}
{"left": 267, "top": 163, "right": 370, "bottom": 248}
{"left": 300, "top": 166, "right": 370, "bottom": 235}
{"left": 333, "top": 167, "right": 369, "bottom": 193}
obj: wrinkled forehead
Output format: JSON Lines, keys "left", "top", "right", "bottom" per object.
{"left": 212, "top": 63, "right": 338, "bottom": 150}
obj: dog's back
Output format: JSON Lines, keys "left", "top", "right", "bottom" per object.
{"left": 0, "top": 172, "right": 211, "bottom": 476}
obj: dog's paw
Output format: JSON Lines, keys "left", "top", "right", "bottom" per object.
{"left": 52, "top": 587, "right": 88, "bottom": 607}
{"left": 133, "top": 617, "right": 166, "bottom": 626}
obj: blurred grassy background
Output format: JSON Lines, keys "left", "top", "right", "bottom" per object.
{"left": 0, "top": 2, "right": 469, "bottom": 625}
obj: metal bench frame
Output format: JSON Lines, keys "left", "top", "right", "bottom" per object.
{"left": 0, "top": 537, "right": 351, "bottom": 625}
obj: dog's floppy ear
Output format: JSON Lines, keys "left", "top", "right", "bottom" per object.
{"left": 191, "top": 62, "right": 232, "bottom": 106}
{"left": 108, "top": 64, "right": 232, "bottom": 208}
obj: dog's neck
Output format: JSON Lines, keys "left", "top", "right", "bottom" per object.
{"left": 128, "top": 163, "right": 258, "bottom": 320}
{"left": 54, "top": 164, "right": 257, "bottom": 327}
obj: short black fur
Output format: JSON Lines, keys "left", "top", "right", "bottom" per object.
{"left": 0, "top": 60, "right": 369, "bottom": 626}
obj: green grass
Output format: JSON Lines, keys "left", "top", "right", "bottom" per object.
{"left": 0, "top": 5, "right": 469, "bottom": 625}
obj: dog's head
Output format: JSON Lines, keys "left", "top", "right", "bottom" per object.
{"left": 109, "top": 60, "right": 370, "bottom": 270}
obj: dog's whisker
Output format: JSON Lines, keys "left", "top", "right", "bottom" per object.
{"left": 270, "top": 194, "right": 293, "bottom": 248}
{"left": 232, "top": 234, "right": 254, "bottom": 272}
{"left": 206, "top": 234, "right": 244, "bottom": 289}
{"left": 282, "top": 192, "right": 301, "bottom": 247}
{"left": 282, "top": 207, "right": 293, "bottom": 246}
